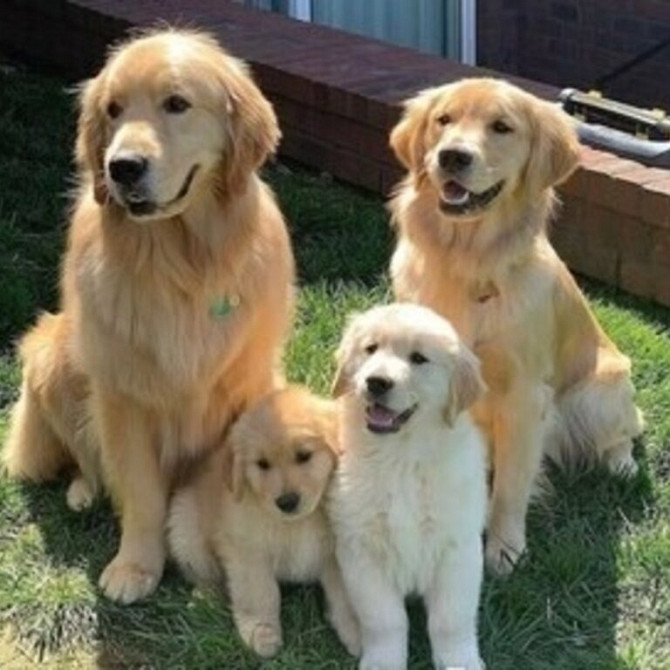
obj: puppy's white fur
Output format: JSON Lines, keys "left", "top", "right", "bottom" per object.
{"left": 330, "top": 304, "right": 487, "bottom": 670}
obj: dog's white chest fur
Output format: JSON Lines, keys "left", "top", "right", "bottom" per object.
{"left": 331, "top": 413, "right": 487, "bottom": 596}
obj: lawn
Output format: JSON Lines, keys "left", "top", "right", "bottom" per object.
{"left": 1, "top": 65, "right": 669, "bottom": 670}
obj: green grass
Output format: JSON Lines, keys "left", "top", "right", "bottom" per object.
{"left": 1, "top": 65, "right": 669, "bottom": 669}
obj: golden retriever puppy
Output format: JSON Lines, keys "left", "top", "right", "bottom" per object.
{"left": 168, "top": 386, "right": 360, "bottom": 659}
{"left": 3, "top": 29, "right": 295, "bottom": 603}
{"left": 330, "top": 304, "right": 488, "bottom": 670}
{"left": 389, "top": 78, "right": 643, "bottom": 574}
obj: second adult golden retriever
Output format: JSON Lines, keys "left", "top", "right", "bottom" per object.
{"left": 389, "top": 78, "right": 643, "bottom": 573}
{"left": 3, "top": 29, "right": 295, "bottom": 602}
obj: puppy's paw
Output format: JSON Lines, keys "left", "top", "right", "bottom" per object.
{"left": 434, "top": 652, "right": 485, "bottom": 670}
{"left": 605, "top": 441, "right": 638, "bottom": 478}
{"left": 359, "top": 656, "right": 406, "bottom": 670}
{"left": 484, "top": 532, "right": 525, "bottom": 576}
{"left": 246, "top": 622, "right": 282, "bottom": 658}
{"left": 329, "top": 610, "right": 361, "bottom": 657}
{"left": 99, "top": 554, "right": 162, "bottom": 604}
{"left": 66, "top": 476, "right": 95, "bottom": 511}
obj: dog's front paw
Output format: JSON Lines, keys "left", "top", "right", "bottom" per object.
{"left": 99, "top": 554, "right": 162, "bottom": 603}
{"left": 66, "top": 476, "right": 96, "bottom": 511}
{"left": 329, "top": 609, "right": 361, "bottom": 657}
{"left": 244, "top": 622, "right": 282, "bottom": 658}
{"left": 359, "top": 646, "right": 406, "bottom": 670}
{"left": 605, "top": 440, "right": 639, "bottom": 478}
{"left": 485, "top": 530, "right": 525, "bottom": 575}
{"left": 434, "top": 652, "right": 485, "bottom": 670}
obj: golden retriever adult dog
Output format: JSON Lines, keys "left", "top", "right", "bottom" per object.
{"left": 330, "top": 304, "right": 488, "bottom": 670}
{"left": 3, "top": 30, "right": 295, "bottom": 602}
{"left": 168, "top": 386, "right": 360, "bottom": 658}
{"left": 389, "top": 78, "right": 643, "bottom": 574}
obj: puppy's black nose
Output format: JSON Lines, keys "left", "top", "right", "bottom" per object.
{"left": 275, "top": 492, "right": 300, "bottom": 514}
{"left": 366, "top": 376, "right": 394, "bottom": 397}
{"left": 438, "top": 149, "right": 473, "bottom": 172}
{"left": 109, "top": 154, "right": 148, "bottom": 186}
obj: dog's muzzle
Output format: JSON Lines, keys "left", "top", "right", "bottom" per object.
{"left": 438, "top": 179, "right": 505, "bottom": 216}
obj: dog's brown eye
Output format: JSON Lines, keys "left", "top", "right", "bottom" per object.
{"left": 364, "top": 343, "right": 378, "bottom": 355}
{"left": 295, "top": 450, "right": 313, "bottom": 464}
{"left": 163, "top": 94, "right": 191, "bottom": 114}
{"left": 436, "top": 113, "right": 451, "bottom": 126}
{"left": 107, "top": 101, "right": 122, "bottom": 119}
{"left": 409, "top": 351, "right": 429, "bottom": 364}
{"left": 256, "top": 458, "right": 271, "bottom": 471}
{"left": 492, "top": 119, "right": 513, "bottom": 134}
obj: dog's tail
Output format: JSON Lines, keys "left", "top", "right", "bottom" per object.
{"left": 167, "top": 485, "right": 222, "bottom": 586}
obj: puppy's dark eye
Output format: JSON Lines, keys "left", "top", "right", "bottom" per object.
{"left": 409, "top": 351, "right": 429, "bottom": 364}
{"left": 256, "top": 458, "right": 271, "bottom": 471}
{"left": 163, "top": 94, "right": 191, "bottom": 114}
{"left": 492, "top": 119, "right": 513, "bottom": 134}
{"left": 364, "top": 343, "right": 378, "bottom": 355}
{"left": 295, "top": 450, "right": 313, "bottom": 465}
{"left": 436, "top": 113, "right": 451, "bottom": 126}
{"left": 107, "top": 101, "right": 123, "bottom": 119}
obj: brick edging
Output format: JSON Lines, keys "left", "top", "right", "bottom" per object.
{"left": 1, "top": 0, "right": 669, "bottom": 305}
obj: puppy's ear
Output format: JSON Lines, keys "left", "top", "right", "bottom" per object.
{"left": 76, "top": 75, "right": 108, "bottom": 205}
{"left": 390, "top": 86, "right": 440, "bottom": 187}
{"left": 330, "top": 316, "right": 360, "bottom": 399}
{"left": 219, "top": 57, "right": 281, "bottom": 196}
{"left": 443, "top": 346, "right": 486, "bottom": 426}
{"left": 524, "top": 98, "right": 580, "bottom": 194}
{"left": 223, "top": 439, "right": 245, "bottom": 502}
{"left": 330, "top": 359, "right": 351, "bottom": 399}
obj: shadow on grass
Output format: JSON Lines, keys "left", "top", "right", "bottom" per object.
{"left": 478, "top": 456, "right": 654, "bottom": 670}
{"left": 13, "top": 477, "right": 358, "bottom": 669}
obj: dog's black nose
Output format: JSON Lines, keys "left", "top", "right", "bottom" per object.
{"left": 109, "top": 154, "right": 148, "bottom": 186}
{"left": 438, "top": 149, "right": 473, "bottom": 172}
{"left": 366, "top": 376, "right": 394, "bottom": 397}
{"left": 275, "top": 492, "right": 300, "bottom": 514}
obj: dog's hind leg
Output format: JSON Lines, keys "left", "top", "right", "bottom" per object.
{"left": 556, "top": 369, "right": 643, "bottom": 477}
{"left": 3, "top": 381, "right": 72, "bottom": 481}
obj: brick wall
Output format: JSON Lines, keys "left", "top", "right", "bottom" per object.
{"left": 1, "top": 0, "right": 669, "bottom": 306}
{"left": 478, "top": 0, "right": 670, "bottom": 111}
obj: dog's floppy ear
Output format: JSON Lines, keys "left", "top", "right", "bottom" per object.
{"left": 390, "top": 86, "right": 441, "bottom": 186}
{"left": 218, "top": 56, "right": 281, "bottom": 196}
{"left": 443, "top": 345, "right": 486, "bottom": 426}
{"left": 222, "top": 436, "right": 245, "bottom": 502}
{"left": 524, "top": 97, "right": 580, "bottom": 194}
{"left": 75, "top": 74, "right": 108, "bottom": 205}
{"left": 330, "top": 313, "right": 364, "bottom": 399}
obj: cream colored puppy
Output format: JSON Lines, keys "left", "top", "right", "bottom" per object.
{"left": 330, "top": 304, "right": 487, "bottom": 670}
{"left": 168, "top": 386, "right": 360, "bottom": 659}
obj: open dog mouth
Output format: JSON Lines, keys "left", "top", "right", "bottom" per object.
{"left": 366, "top": 402, "right": 418, "bottom": 434}
{"left": 439, "top": 179, "right": 504, "bottom": 216}
{"left": 122, "top": 164, "right": 200, "bottom": 216}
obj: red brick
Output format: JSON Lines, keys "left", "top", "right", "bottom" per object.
{"left": 640, "top": 179, "right": 670, "bottom": 228}
{"left": 620, "top": 260, "right": 654, "bottom": 298}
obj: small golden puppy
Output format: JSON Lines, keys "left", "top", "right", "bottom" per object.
{"left": 330, "top": 304, "right": 488, "bottom": 670}
{"left": 389, "top": 78, "right": 643, "bottom": 574}
{"left": 168, "top": 386, "right": 360, "bottom": 659}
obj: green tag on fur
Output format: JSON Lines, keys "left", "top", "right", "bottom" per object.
{"left": 209, "top": 295, "right": 240, "bottom": 319}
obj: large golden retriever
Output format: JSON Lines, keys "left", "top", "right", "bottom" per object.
{"left": 3, "top": 30, "right": 295, "bottom": 603}
{"left": 388, "top": 78, "right": 643, "bottom": 574}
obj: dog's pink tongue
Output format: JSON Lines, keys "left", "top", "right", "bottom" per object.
{"left": 367, "top": 404, "right": 397, "bottom": 428}
{"left": 442, "top": 180, "right": 470, "bottom": 205}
